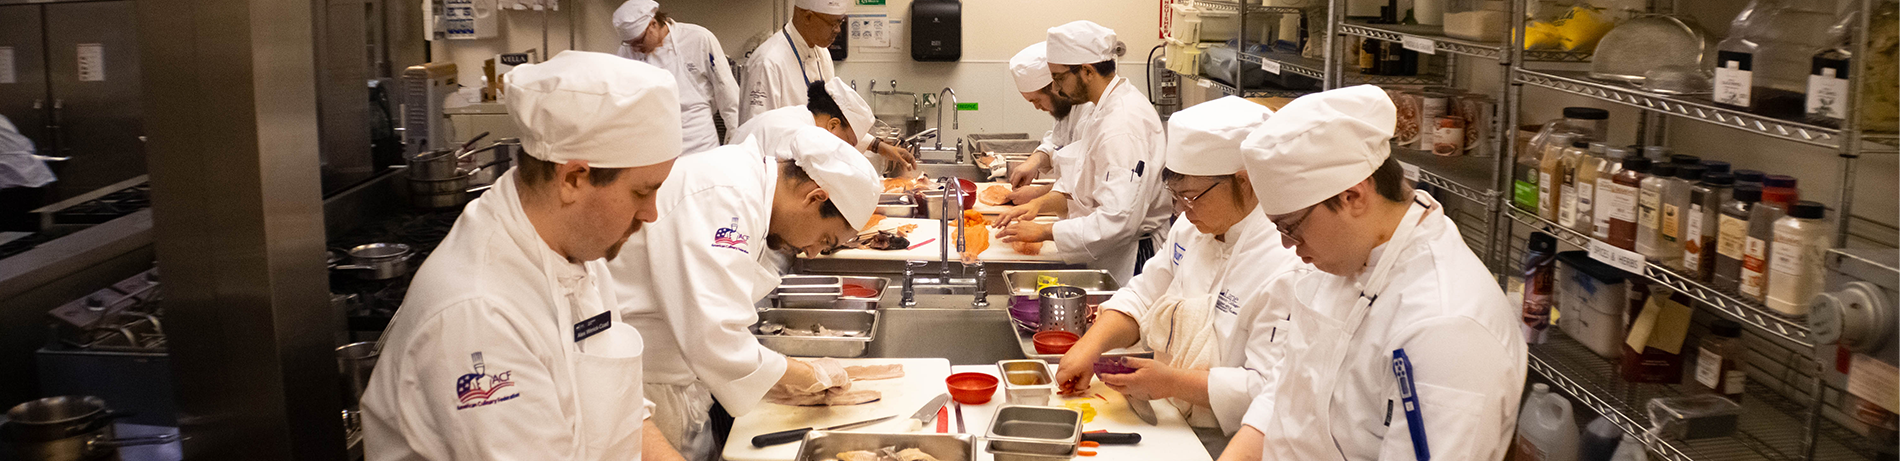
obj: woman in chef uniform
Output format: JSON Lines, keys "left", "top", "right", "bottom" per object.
{"left": 1000, "top": 42, "right": 1094, "bottom": 205}
{"left": 1218, "top": 86, "right": 1527, "bottom": 461}
{"left": 360, "top": 51, "right": 685, "bottom": 461}
{"left": 738, "top": 0, "right": 846, "bottom": 125}
{"left": 726, "top": 78, "right": 916, "bottom": 170}
{"left": 1050, "top": 96, "right": 1304, "bottom": 435}
{"left": 614, "top": 0, "right": 741, "bottom": 155}
{"left": 607, "top": 127, "right": 883, "bottom": 461}
{"left": 994, "top": 21, "right": 1173, "bottom": 283}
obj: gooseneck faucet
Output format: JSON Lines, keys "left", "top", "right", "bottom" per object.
{"left": 934, "top": 87, "right": 959, "bottom": 152}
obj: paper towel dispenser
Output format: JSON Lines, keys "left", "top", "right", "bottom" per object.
{"left": 909, "top": 0, "right": 960, "bottom": 62}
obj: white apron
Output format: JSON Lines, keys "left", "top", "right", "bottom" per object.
{"left": 1265, "top": 198, "right": 1433, "bottom": 461}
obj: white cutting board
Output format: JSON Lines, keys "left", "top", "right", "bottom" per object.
{"left": 819, "top": 218, "right": 1067, "bottom": 263}
{"left": 969, "top": 182, "right": 1016, "bottom": 215}
{"left": 949, "top": 364, "right": 1214, "bottom": 461}
{"left": 724, "top": 358, "right": 954, "bottom": 461}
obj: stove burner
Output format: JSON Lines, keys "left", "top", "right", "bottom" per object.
{"left": 52, "top": 184, "right": 152, "bottom": 225}
{"left": 330, "top": 209, "right": 461, "bottom": 331}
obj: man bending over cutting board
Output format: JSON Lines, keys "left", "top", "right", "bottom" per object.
{"left": 607, "top": 126, "right": 884, "bottom": 461}
{"left": 1051, "top": 97, "right": 1306, "bottom": 435}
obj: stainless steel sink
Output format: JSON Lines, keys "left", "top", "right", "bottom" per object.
{"left": 865, "top": 294, "right": 1025, "bottom": 365}
{"left": 917, "top": 162, "right": 986, "bottom": 182}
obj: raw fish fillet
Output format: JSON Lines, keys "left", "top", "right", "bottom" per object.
{"left": 977, "top": 185, "right": 1011, "bottom": 206}
{"left": 844, "top": 364, "right": 905, "bottom": 381}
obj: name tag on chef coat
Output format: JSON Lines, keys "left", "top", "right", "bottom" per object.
{"left": 1213, "top": 291, "right": 1240, "bottom": 315}
{"left": 574, "top": 311, "right": 611, "bottom": 342}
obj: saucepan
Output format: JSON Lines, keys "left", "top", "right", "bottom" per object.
{"left": 2, "top": 396, "right": 179, "bottom": 461}
{"left": 406, "top": 173, "right": 497, "bottom": 210}
{"left": 330, "top": 243, "right": 416, "bottom": 280}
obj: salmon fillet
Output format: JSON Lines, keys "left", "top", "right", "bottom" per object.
{"left": 977, "top": 185, "right": 1011, "bottom": 206}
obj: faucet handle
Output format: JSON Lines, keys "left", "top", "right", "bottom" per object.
{"left": 970, "top": 261, "right": 989, "bottom": 308}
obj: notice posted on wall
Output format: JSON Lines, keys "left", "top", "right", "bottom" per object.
{"left": 0, "top": 46, "right": 15, "bottom": 84}
{"left": 851, "top": 14, "right": 892, "bottom": 49}
{"left": 77, "top": 43, "right": 105, "bottom": 82}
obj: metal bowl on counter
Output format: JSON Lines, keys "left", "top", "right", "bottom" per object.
{"left": 751, "top": 308, "right": 880, "bottom": 358}
{"left": 792, "top": 431, "right": 976, "bottom": 461}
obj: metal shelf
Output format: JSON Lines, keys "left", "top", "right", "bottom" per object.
{"left": 1193, "top": 0, "right": 1305, "bottom": 15}
{"left": 1179, "top": 73, "right": 1315, "bottom": 98}
{"left": 1529, "top": 330, "right": 1876, "bottom": 461}
{"left": 1342, "top": 71, "right": 1448, "bottom": 86}
{"left": 1504, "top": 206, "right": 1815, "bottom": 347}
{"left": 1237, "top": 51, "right": 1326, "bottom": 80}
{"left": 1392, "top": 146, "right": 1497, "bottom": 207}
{"left": 1339, "top": 22, "right": 1505, "bottom": 59}
{"left": 1521, "top": 50, "right": 1596, "bottom": 62}
{"left": 1513, "top": 69, "right": 1891, "bottom": 150}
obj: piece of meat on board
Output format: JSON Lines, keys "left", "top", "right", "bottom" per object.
{"left": 844, "top": 364, "right": 905, "bottom": 381}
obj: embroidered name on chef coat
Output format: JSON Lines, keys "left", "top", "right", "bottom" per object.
{"left": 712, "top": 217, "right": 751, "bottom": 253}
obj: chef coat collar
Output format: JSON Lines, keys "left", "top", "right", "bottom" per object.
{"left": 1354, "top": 191, "right": 1440, "bottom": 278}
{"left": 486, "top": 172, "right": 591, "bottom": 285}
{"left": 1218, "top": 206, "right": 1271, "bottom": 246}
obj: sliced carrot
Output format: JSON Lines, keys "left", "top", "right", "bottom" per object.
{"left": 1079, "top": 450, "right": 1098, "bottom": 457}
{"left": 1081, "top": 441, "right": 1100, "bottom": 448}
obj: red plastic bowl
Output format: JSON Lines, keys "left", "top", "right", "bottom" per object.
{"left": 1033, "top": 330, "right": 1079, "bottom": 355}
{"left": 946, "top": 372, "right": 1000, "bottom": 405}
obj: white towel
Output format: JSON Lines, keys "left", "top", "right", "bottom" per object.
{"left": 1138, "top": 294, "right": 1220, "bottom": 427}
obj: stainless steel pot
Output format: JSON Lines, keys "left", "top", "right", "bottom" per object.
{"left": 336, "top": 342, "right": 380, "bottom": 411}
{"left": 408, "top": 144, "right": 515, "bottom": 181}
{"left": 3, "top": 396, "right": 178, "bottom": 461}
{"left": 331, "top": 243, "right": 415, "bottom": 280}
{"left": 405, "top": 173, "right": 496, "bottom": 210}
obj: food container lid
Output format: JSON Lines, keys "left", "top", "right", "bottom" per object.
{"left": 1563, "top": 107, "right": 1611, "bottom": 120}
{"left": 1555, "top": 250, "right": 1631, "bottom": 284}
{"left": 1789, "top": 200, "right": 1827, "bottom": 219}
{"left": 1732, "top": 186, "right": 1762, "bottom": 202}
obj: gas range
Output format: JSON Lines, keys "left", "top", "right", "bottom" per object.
{"left": 328, "top": 209, "right": 462, "bottom": 333}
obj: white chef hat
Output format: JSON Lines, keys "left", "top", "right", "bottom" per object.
{"left": 612, "top": 0, "right": 659, "bottom": 42}
{"left": 1242, "top": 85, "right": 1396, "bottom": 215}
{"left": 823, "top": 78, "right": 876, "bottom": 151}
{"left": 777, "top": 127, "right": 882, "bottom": 229}
{"left": 1166, "top": 96, "right": 1273, "bottom": 176}
{"left": 1046, "top": 21, "right": 1117, "bottom": 65}
{"left": 505, "top": 50, "right": 682, "bottom": 169}
{"left": 1009, "top": 42, "right": 1053, "bottom": 93}
{"left": 794, "top": 0, "right": 848, "bottom": 15}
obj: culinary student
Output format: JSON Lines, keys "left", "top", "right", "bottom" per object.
{"left": 1219, "top": 85, "right": 1527, "bottom": 461}
{"left": 1050, "top": 96, "right": 1304, "bottom": 435}
{"left": 738, "top": 0, "right": 846, "bottom": 125}
{"left": 607, "top": 127, "right": 882, "bottom": 460}
{"left": 360, "top": 51, "right": 686, "bottom": 461}
{"left": 994, "top": 20, "right": 1173, "bottom": 283}
{"left": 614, "top": 0, "right": 740, "bottom": 155}
{"left": 999, "top": 41, "right": 1095, "bottom": 205}
{"left": 727, "top": 78, "right": 916, "bottom": 170}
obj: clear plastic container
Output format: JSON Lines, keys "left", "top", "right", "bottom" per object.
{"left": 1563, "top": 107, "right": 1611, "bottom": 140}
{"left": 1659, "top": 165, "right": 1703, "bottom": 269}
{"left": 1694, "top": 319, "right": 1749, "bottom": 401}
{"left": 1445, "top": 0, "right": 1511, "bottom": 42}
{"left": 1740, "top": 201, "right": 1787, "bottom": 301}
{"left": 1713, "top": 0, "right": 1785, "bottom": 110}
{"left": 1539, "top": 134, "right": 1578, "bottom": 220}
{"left": 1766, "top": 201, "right": 1831, "bottom": 316}
{"left": 1749, "top": 3, "right": 1844, "bottom": 119}
{"left": 1685, "top": 173, "right": 1735, "bottom": 280}
{"left": 1591, "top": 146, "right": 1633, "bottom": 239}
{"left": 1636, "top": 163, "right": 1677, "bottom": 260}
{"left": 1557, "top": 141, "right": 1591, "bottom": 230}
{"left": 1608, "top": 157, "right": 1651, "bottom": 250}
{"left": 1762, "top": 174, "right": 1800, "bottom": 209}
{"left": 1713, "top": 186, "right": 1763, "bottom": 291}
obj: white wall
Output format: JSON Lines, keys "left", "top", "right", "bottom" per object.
{"left": 433, "top": 0, "right": 1164, "bottom": 149}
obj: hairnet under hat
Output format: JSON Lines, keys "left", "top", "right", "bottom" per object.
{"left": 794, "top": 0, "right": 848, "bottom": 15}
{"left": 823, "top": 78, "right": 876, "bottom": 150}
{"left": 1009, "top": 43, "right": 1053, "bottom": 93}
{"left": 1242, "top": 85, "right": 1396, "bottom": 215}
{"left": 1046, "top": 21, "right": 1117, "bottom": 65}
{"left": 612, "top": 0, "right": 658, "bottom": 42}
{"left": 505, "top": 50, "right": 682, "bottom": 169}
{"left": 777, "top": 127, "right": 881, "bottom": 230}
{"left": 1166, "top": 96, "right": 1272, "bottom": 176}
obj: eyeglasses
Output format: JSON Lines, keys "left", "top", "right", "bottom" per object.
{"left": 1271, "top": 206, "right": 1316, "bottom": 246}
{"left": 1169, "top": 177, "right": 1226, "bottom": 209}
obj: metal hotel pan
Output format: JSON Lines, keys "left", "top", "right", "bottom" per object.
{"left": 772, "top": 276, "right": 889, "bottom": 310}
{"left": 792, "top": 431, "right": 976, "bottom": 461}
{"left": 985, "top": 405, "right": 1082, "bottom": 460}
{"left": 751, "top": 309, "right": 879, "bottom": 358}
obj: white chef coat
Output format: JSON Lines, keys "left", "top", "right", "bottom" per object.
{"left": 362, "top": 172, "right": 654, "bottom": 461}
{"left": 726, "top": 105, "right": 884, "bottom": 165}
{"left": 739, "top": 22, "right": 835, "bottom": 125}
{"left": 1039, "top": 102, "right": 1094, "bottom": 181}
{"left": 620, "top": 23, "right": 742, "bottom": 155}
{"left": 1101, "top": 208, "right": 1303, "bottom": 434}
{"left": 607, "top": 141, "right": 788, "bottom": 458}
{"left": 1240, "top": 192, "right": 1527, "bottom": 461}
{"left": 1048, "top": 76, "right": 1173, "bottom": 282}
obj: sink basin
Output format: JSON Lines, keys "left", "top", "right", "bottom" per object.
{"left": 918, "top": 163, "right": 987, "bottom": 182}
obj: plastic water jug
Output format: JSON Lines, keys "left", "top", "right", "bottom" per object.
{"left": 1516, "top": 383, "right": 1580, "bottom": 461}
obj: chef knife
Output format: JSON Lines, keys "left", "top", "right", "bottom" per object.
{"left": 1126, "top": 397, "right": 1158, "bottom": 426}
{"left": 906, "top": 393, "right": 952, "bottom": 432}
{"left": 750, "top": 415, "right": 896, "bottom": 447}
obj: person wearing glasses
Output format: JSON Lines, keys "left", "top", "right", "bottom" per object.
{"left": 604, "top": 127, "right": 882, "bottom": 461}
{"left": 994, "top": 21, "right": 1173, "bottom": 284}
{"left": 1219, "top": 85, "right": 1525, "bottom": 461}
{"left": 1048, "top": 97, "right": 1305, "bottom": 434}
{"left": 738, "top": 0, "right": 846, "bottom": 125}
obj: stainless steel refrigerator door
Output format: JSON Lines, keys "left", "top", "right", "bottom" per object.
{"left": 44, "top": 0, "right": 144, "bottom": 201}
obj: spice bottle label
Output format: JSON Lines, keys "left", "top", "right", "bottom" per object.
{"left": 1696, "top": 347, "right": 1724, "bottom": 389}
{"left": 1715, "top": 51, "right": 1754, "bottom": 107}
{"left": 1807, "top": 58, "right": 1850, "bottom": 122}
{"left": 1742, "top": 236, "right": 1769, "bottom": 296}
{"left": 1662, "top": 203, "right": 1682, "bottom": 240}
{"left": 1639, "top": 188, "right": 1662, "bottom": 228}
{"left": 1610, "top": 184, "right": 1639, "bottom": 221}
{"left": 1770, "top": 232, "right": 1808, "bottom": 277}
{"left": 1718, "top": 215, "right": 1748, "bottom": 258}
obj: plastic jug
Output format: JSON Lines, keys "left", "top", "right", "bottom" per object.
{"left": 1578, "top": 416, "right": 1622, "bottom": 461}
{"left": 1516, "top": 383, "right": 1581, "bottom": 461}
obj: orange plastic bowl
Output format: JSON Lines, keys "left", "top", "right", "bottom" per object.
{"left": 1033, "top": 330, "right": 1080, "bottom": 354}
{"left": 946, "top": 372, "right": 1000, "bottom": 405}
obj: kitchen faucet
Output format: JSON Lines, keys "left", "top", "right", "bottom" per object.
{"left": 934, "top": 87, "right": 959, "bottom": 155}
